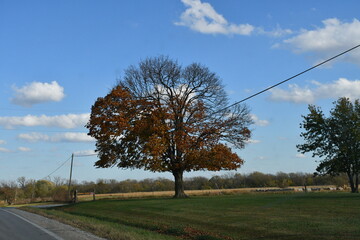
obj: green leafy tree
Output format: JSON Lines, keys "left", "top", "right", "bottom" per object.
{"left": 297, "top": 97, "right": 360, "bottom": 193}
{"left": 276, "top": 172, "right": 292, "bottom": 188}
{"left": 35, "top": 180, "right": 54, "bottom": 199}
{"left": 87, "top": 56, "right": 253, "bottom": 198}
{"left": 246, "top": 172, "right": 272, "bottom": 188}
{"left": 23, "top": 179, "right": 36, "bottom": 200}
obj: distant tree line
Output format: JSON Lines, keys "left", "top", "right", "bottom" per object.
{"left": 0, "top": 177, "right": 68, "bottom": 205}
{"left": 77, "top": 172, "right": 346, "bottom": 194}
{"left": 0, "top": 172, "right": 348, "bottom": 205}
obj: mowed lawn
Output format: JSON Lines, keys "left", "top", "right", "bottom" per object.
{"left": 29, "top": 192, "right": 360, "bottom": 240}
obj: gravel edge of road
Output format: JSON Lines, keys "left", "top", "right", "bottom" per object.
{"left": 6, "top": 208, "right": 107, "bottom": 240}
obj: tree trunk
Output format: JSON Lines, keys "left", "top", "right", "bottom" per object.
{"left": 355, "top": 174, "right": 359, "bottom": 193}
{"left": 173, "top": 170, "right": 188, "bottom": 198}
{"left": 347, "top": 172, "right": 358, "bottom": 193}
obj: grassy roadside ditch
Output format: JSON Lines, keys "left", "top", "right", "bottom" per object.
{"left": 22, "top": 192, "right": 360, "bottom": 240}
{"left": 22, "top": 206, "right": 178, "bottom": 240}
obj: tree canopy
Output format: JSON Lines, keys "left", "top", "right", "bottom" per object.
{"left": 86, "top": 56, "right": 253, "bottom": 197}
{"left": 297, "top": 97, "right": 360, "bottom": 193}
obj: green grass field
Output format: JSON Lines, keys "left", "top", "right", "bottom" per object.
{"left": 25, "top": 192, "right": 360, "bottom": 240}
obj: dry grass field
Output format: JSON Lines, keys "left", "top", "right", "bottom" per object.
{"left": 77, "top": 185, "right": 340, "bottom": 201}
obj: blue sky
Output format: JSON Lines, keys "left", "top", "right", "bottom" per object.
{"left": 1, "top": 0, "right": 360, "bottom": 182}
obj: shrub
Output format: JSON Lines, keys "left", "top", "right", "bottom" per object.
{"left": 52, "top": 186, "right": 69, "bottom": 202}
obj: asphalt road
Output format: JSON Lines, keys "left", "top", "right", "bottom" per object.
{"left": 0, "top": 208, "right": 59, "bottom": 240}
{"left": 0, "top": 208, "right": 105, "bottom": 240}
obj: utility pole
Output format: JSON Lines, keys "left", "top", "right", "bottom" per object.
{"left": 68, "top": 153, "right": 74, "bottom": 200}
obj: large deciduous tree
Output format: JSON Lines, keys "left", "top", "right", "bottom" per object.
{"left": 87, "top": 56, "right": 253, "bottom": 198}
{"left": 297, "top": 97, "right": 360, "bottom": 193}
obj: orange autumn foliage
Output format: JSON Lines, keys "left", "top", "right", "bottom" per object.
{"left": 86, "top": 56, "right": 253, "bottom": 197}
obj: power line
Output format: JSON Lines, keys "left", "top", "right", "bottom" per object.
{"left": 43, "top": 155, "right": 72, "bottom": 180}
{"left": 217, "top": 44, "right": 360, "bottom": 113}
{"left": 16, "top": 45, "right": 360, "bottom": 182}
{"left": 41, "top": 153, "right": 97, "bottom": 186}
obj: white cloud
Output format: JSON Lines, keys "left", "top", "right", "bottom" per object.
{"left": 51, "top": 133, "right": 95, "bottom": 143}
{"left": 175, "top": 0, "right": 254, "bottom": 35}
{"left": 0, "top": 140, "right": 6, "bottom": 144}
{"left": 246, "top": 139, "right": 261, "bottom": 144}
{"left": 251, "top": 114, "right": 270, "bottom": 127}
{"left": 269, "top": 78, "right": 360, "bottom": 104}
{"left": 18, "top": 147, "right": 31, "bottom": 152}
{"left": 12, "top": 81, "right": 65, "bottom": 107}
{"left": 281, "top": 18, "right": 360, "bottom": 65}
{"left": 0, "top": 113, "right": 89, "bottom": 129}
{"left": 269, "top": 84, "right": 315, "bottom": 104}
{"left": 74, "top": 150, "right": 96, "bottom": 156}
{"left": 0, "top": 147, "right": 11, "bottom": 153}
{"left": 175, "top": 0, "right": 293, "bottom": 38}
{"left": 18, "top": 132, "right": 94, "bottom": 143}
{"left": 295, "top": 153, "right": 306, "bottom": 159}
{"left": 257, "top": 25, "right": 293, "bottom": 38}
{"left": 17, "top": 133, "right": 50, "bottom": 142}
